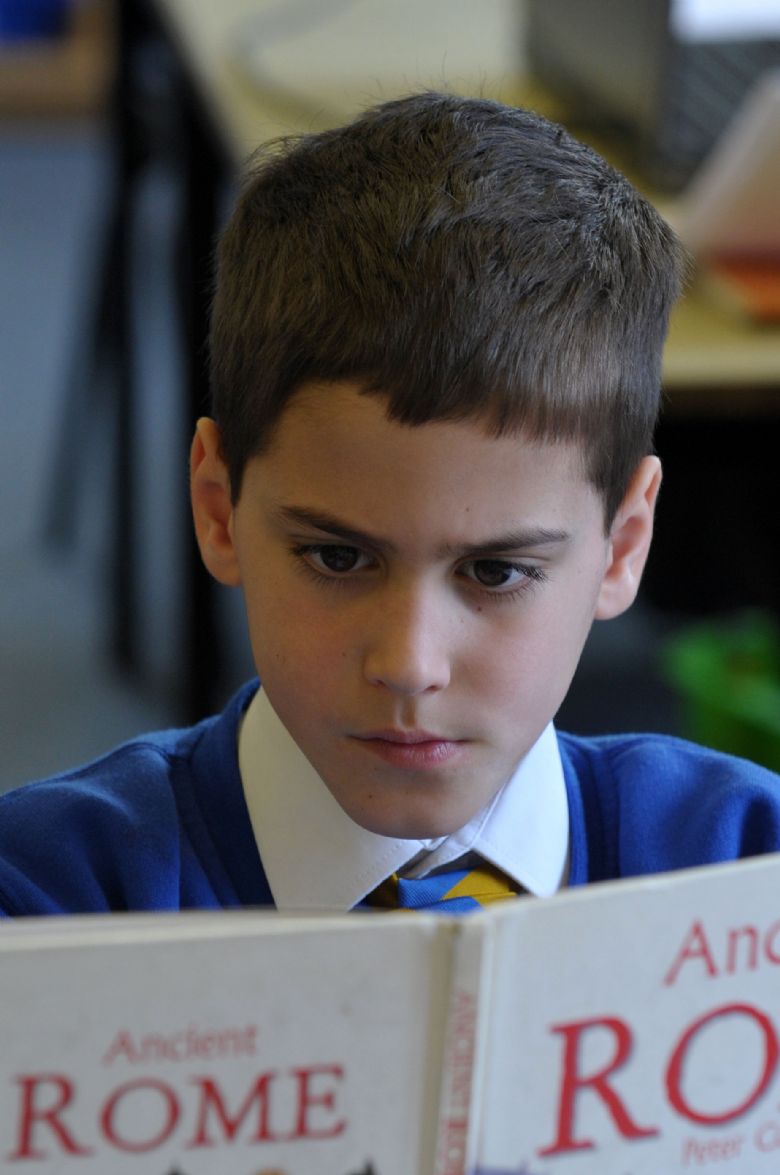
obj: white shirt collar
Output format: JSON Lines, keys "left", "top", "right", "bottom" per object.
{"left": 238, "top": 688, "right": 569, "bottom": 912}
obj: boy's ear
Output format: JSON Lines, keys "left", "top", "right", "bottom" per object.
{"left": 595, "top": 456, "right": 662, "bottom": 621}
{"left": 190, "top": 417, "right": 242, "bottom": 587}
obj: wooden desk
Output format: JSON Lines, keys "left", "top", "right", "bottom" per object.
{"left": 664, "top": 286, "right": 780, "bottom": 405}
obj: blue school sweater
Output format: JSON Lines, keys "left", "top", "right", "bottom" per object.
{"left": 1, "top": 681, "right": 779, "bottom": 916}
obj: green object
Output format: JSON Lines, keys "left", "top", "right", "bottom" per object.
{"left": 663, "top": 611, "right": 780, "bottom": 772}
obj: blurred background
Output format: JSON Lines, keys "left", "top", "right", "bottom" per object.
{"left": 1, "top": 0, "right": 779, "bottom": 792}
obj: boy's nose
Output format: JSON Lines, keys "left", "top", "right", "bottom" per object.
{"left": 362, "top": 589, "right": 451, "bottom": 696}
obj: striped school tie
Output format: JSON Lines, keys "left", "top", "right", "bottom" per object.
{"left": 365, "top": 861, "right": 520, "bottom": 914}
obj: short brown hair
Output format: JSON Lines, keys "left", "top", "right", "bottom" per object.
{"left": 210, "top": 92, "right": 684, "bottom": 523}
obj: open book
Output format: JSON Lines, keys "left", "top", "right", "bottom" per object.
{"left": 3, "top": 851, "right": 780, "bottom": 1173}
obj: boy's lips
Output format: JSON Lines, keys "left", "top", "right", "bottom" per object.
{"left": 351, "top": 729, "right": 466, "bottom": 769}
{"left": 356, "top": 728, "right": 449, "bottom": 744}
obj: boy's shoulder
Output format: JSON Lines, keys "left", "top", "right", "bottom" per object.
{"left": 559, "top": 726, "right": 780, "bottom": 788}
{"left": 0, "top": 682, "right": 263, "bottom": 917}
{"left": 559, "top": 728, "right": 780, "bottom": 882}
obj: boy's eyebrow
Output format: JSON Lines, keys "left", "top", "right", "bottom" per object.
{"left": 275, "top": 506, "right": 391, "bottom": 550}
{"left": 441, "top": 528, "right": 571, "bottom": 558}
{"left": 274, "top": 505, "right": 571, "bottom": 556}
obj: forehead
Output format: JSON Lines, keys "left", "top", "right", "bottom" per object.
{"left": 260, "top": 381, "right": 591, "bottom": 475}
{"left": 243, "top": 381, "right": 599, "bottom": 539}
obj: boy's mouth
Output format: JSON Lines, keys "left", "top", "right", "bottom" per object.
{"left": 357, "top": 728, "right": 446, "bottom": 743}
{"left": 351, "top": 730, "right": 465, "bottom": 769}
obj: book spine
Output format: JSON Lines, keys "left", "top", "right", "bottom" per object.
{"left": 432, "top": 917, "right": 495, "bottom": 1175}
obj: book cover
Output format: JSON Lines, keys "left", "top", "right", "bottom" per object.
{"left": 465, "top": 852, "right": 780, "bottom": 1174}
{"left": 0, "top": 910, "right": 452, "bottom": 1173}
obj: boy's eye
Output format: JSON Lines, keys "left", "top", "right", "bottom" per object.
{"left": 461, "top": 559, "right": 532, "bottom": 590}
{"left": 305, "top": 544, "right": 369, "bottom": 574}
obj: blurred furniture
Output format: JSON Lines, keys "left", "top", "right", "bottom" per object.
{"left": 45, "top": 0, "right": 233, "bottom": 719}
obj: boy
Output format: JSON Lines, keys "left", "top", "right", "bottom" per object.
{"left": 1, "top": 92, "right": 779, "bottom": 917}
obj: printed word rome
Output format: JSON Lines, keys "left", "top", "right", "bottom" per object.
{"left": 6, "top": 1064, "right": 346, "bottom": 1160}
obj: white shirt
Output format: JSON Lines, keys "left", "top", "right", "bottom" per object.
{"left": 238, "top": 688, "right": 569, "bottom": 912}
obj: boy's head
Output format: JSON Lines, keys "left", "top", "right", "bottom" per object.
{"left": 192, "top": 93, "right": 683, "bottom": 839}
{"left": 209, "top": 91, "right": 684, "bottom": 525}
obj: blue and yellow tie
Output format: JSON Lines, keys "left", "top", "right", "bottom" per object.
{"left": 365, "top": 862, "right": 520, "bottom": 914}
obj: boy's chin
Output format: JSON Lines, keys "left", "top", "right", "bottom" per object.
{"left": 341, "top": 797, "right": 483, "bottom": 842}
